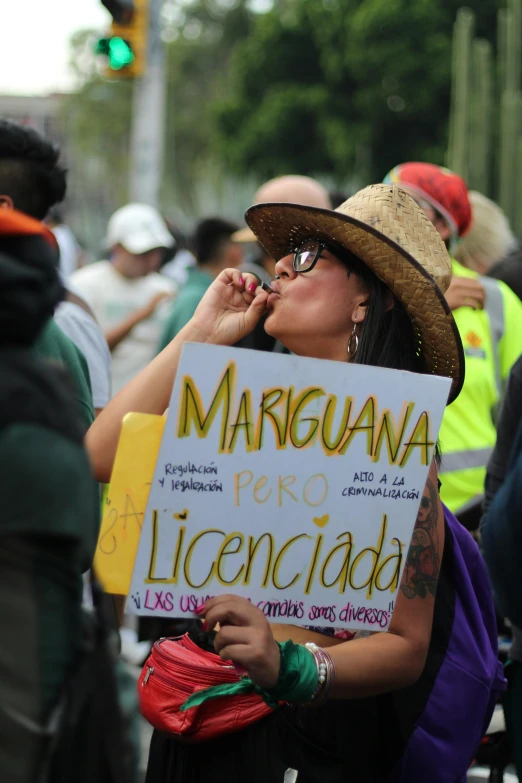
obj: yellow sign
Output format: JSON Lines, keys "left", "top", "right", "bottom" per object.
{"left": 95, "top": 412, "right": 165, "bottom": 594}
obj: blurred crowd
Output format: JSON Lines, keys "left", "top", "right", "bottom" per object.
{"left": 3, "top": 115, "right": 522, "bottom": 781}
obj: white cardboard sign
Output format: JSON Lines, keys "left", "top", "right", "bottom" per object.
{"left": 128, "top": 344, "right": 451, "bottom": 631}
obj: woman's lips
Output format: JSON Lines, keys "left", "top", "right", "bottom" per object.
{"left": 268, "top": 281, "right": 281, "bottom": 295}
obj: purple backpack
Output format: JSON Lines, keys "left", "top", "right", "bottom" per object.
{"left": 388, "top": 505, "right": 506, "bottom": 782}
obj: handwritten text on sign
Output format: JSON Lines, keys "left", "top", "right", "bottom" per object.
{"left": 94, "top": 413, "right": 165, "bottom": 595}
{"left": 128, "top": 344, "right": 450, "bottom": 631}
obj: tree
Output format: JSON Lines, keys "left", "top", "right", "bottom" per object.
{"left": 61, "top": 0, "right": 254, "bottom": 249}
{"left": 61, "top": 0, "right": 499, "bottom": 250}
{"left": 213, "top": 0, "right": 498, "bottom": 185}
{"left": 161, "top": 0, "right": 253, "bottom": 214}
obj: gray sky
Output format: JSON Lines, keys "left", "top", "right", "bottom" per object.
{"left": 0, "top": 0, "right": 110, "bottom": 95}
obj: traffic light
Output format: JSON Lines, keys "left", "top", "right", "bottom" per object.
{"left": 96, "top": 0, "right": 149, "bottom": 79}
{"left": 100, "top": 0, "right": 133, "bottom": 23}
{"left": 95, "top": 36, "right": 135, "bottom": 71}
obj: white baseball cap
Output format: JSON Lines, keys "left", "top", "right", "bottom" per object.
{"left": 105, "top": 203, "right": 175, "bottom": 254}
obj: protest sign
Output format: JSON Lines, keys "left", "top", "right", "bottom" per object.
{"left": 95, "top": 412, "right": 165, "bottom": 594}
{"left": 127, "top": 344, "right": 451, "bottom": 631}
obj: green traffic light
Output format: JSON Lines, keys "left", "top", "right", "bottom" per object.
{"left": 95, "top": 36, "right": 135, "bottom": 70}
{"left": 108, "top": 37, "right": 135, "bottom": 69}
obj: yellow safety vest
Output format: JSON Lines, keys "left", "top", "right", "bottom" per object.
{"left": 439, "top": 260, "right": 522, "bottom": 514}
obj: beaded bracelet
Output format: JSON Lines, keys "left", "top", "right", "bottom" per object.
{"left": 301, "top": 642, "right": 336, "bottom": 706}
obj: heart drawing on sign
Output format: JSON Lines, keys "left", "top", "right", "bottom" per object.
{"left": 313, "top": 514, "right": 329, "bottom": 528}
{"left": 174, "top": 509, "right": 189, "bottom": 521}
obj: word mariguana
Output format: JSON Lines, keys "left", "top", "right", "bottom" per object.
{"left": 176, "top": 362, "right": 434, "bottom": 465}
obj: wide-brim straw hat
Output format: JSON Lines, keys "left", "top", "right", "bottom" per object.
{"left": 245, "top": 183, "right": 464, "bottom": 403}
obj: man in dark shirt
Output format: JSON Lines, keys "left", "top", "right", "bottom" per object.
{"left": 483, "top": 355, "right": 522, "bottom": 517}
{"left": 482, "top": 354, "right": 522, "bottom": 776}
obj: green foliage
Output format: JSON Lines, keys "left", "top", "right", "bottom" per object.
{"left": 213, "top": 0, "right": 497, "bottom": 184}
{"left": 62, "top": 0, "right": 502, "bottom": 247}
{"left": 62, "top": 1, "right": 253, "bottom": 231}
{"left": 446, "top": 0, "right": 522, "bottom": 234}
{"left": 161, "top": 0, "right": 252, "bottom": 214}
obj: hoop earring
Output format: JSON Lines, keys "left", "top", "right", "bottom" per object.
{"left": 347, "top": 322, "right": 359, "bottom": 360}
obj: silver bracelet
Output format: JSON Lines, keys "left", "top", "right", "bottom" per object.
{"left": 301, "top": 642, "right": 336, "bottom": 706}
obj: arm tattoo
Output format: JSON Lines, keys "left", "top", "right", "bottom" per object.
{"left": 401, "top": 478, "right": 440, "bottom": 600}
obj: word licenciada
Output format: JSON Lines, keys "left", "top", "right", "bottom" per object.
{"left": 146, "top": 511, "right": 403, "bottom": 601}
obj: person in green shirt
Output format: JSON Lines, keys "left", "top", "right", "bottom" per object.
{"left": 0, "top": 118, "right": 95, "bottom": 432}
{"left": 33, "top": 320, "right": 95, "bottom": 430}
{"left": 158, "top": 218, "right": 243, "bottom": 351}
{"left": 0, "top": 209, "right": 100, "bottom": 782}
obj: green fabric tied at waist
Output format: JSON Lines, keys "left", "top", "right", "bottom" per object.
{"left": 180, "top": 640, "right": 318, "bottom": 711}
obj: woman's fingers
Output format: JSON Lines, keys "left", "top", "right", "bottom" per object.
{"left": 222, "top": 267, "right": 246, "bottom": 290}
{"left": 243, "top": 289, "right": 269, "bottom": 329}
{"left": 204, "top": 593, "right": 260, "bottom": 619}
{"left": 214, "top": 617, "right": 281, "bottom": 688}
{"left": 213, "top": 624, "right": 252, "bottom": 654}
{"left": 204, "top": 595, "right": 259, "bottom": 631}
{"left": 203, "top": 595, "right": 281, "bottom": 688}
{"left": 191, "top": 269, "right": 269, "bottom": 347}
{"left": 240, "top": 272, "right": 260, "bottom": 292}
{"left": 222, "top": 269, "right": 260, "bottom": 299}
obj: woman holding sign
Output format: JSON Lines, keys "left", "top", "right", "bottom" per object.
{"left": 89, "top": 185, "right": 503, "bottom": 782}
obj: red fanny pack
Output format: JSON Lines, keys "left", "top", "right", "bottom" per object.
{"left": 138, "top": 634, "right": 276, "bottom": 742}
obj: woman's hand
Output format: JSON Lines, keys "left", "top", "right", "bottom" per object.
{"left": 86, "top": 270, "right": 269, "bottom": 482}
{"left": 201, "top": 595, "right": 281, "bottom": 688}
{"left": 190, "top": 269, "right": 269, "bottom": 346}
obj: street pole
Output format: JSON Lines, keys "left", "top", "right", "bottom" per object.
{"left": 129, "top": 0, "right": 166, "bottom": 207}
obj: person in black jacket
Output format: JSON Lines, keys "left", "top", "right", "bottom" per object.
{"left": 482, "top": 354, "right": 522, "bottom": 776}
{"left": 483, "top": 408, "right": 522, "bottom": 624}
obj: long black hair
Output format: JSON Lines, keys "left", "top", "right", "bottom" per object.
{"left": 335, "top": 246, "right": 427, "bottom": 375}
{"left": 337, "top": 246, "right": 440, "bottom": 463}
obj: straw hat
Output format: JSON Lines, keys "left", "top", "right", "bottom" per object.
{"left": 245, "top": 183, "right": 464, "bottom": 402}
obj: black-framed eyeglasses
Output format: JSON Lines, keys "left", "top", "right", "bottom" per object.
{"left": 292, "top": 239, "right": 328, "bottom": 273}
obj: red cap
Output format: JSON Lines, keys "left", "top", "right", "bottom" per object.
{"left": 384, "top": 163, "right": 472, "bottom": 238}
